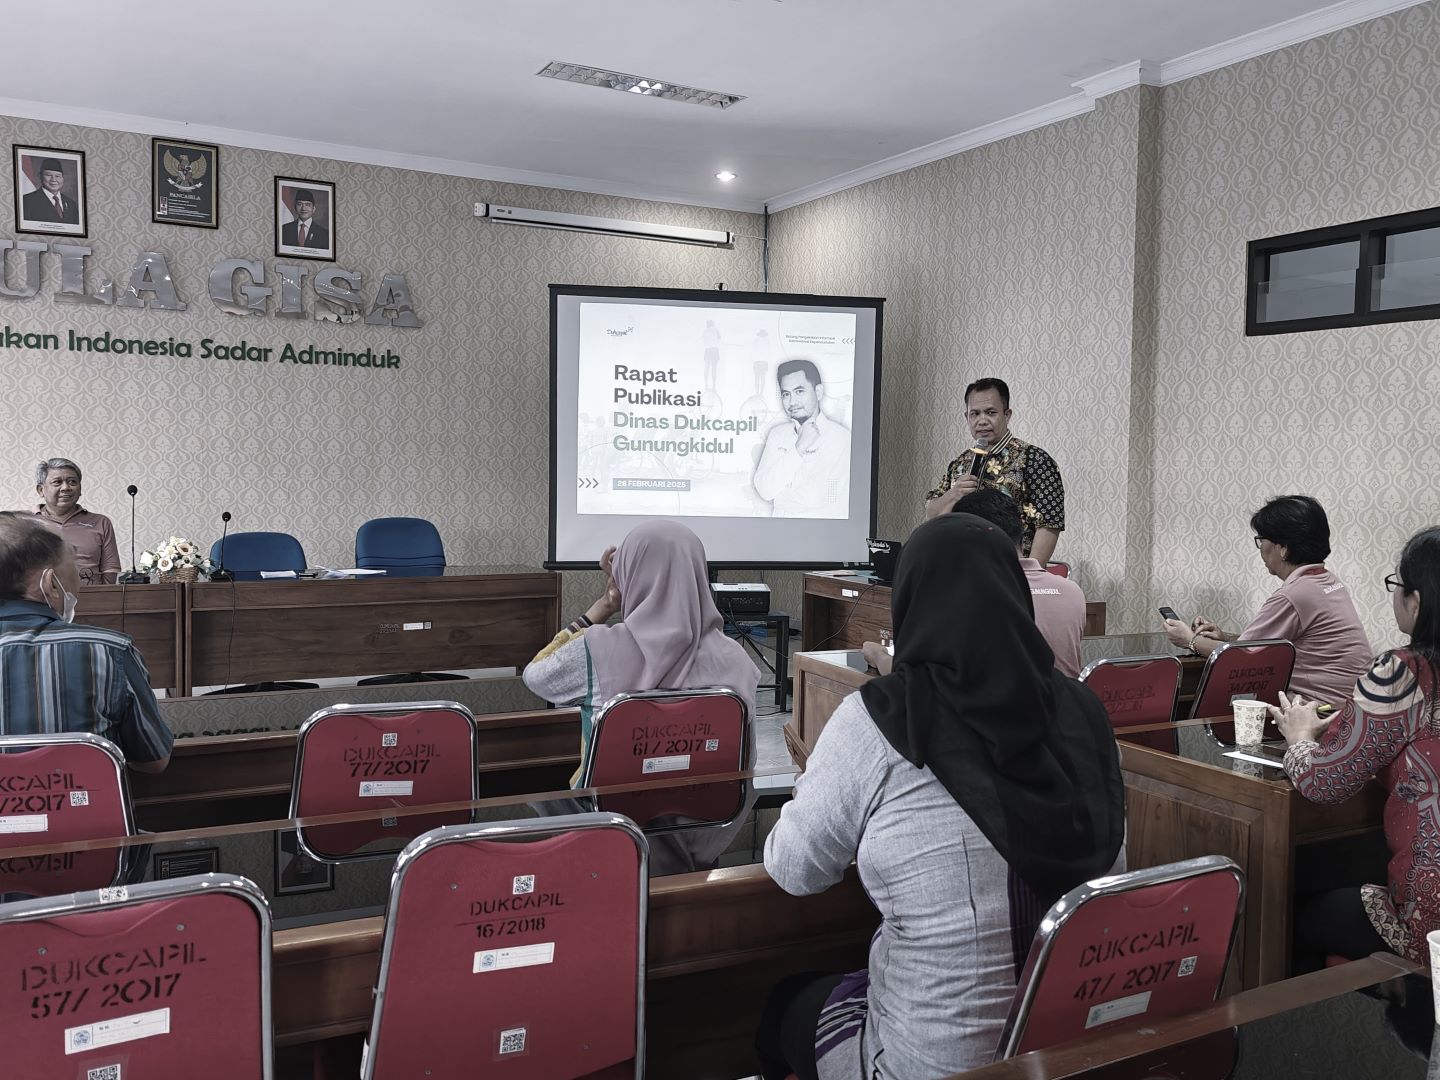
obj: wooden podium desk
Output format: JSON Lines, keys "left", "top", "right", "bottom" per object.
{"left": 186, "top": 565, "right": 560, "bottom": 694}
{"left": 75, "top": 582, "right": 184, "bottom": 692}
{"left": 787, "top": 649, "right": 1385, "bottom": 990}
{"left": 801, "top": 571, "right": 1106, "bottom": 649}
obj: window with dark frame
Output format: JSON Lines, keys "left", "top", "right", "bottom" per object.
{"left": 1246, "top": 205, "right": 1440, "bottom": 335}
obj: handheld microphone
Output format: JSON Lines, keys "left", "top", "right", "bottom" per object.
{"left": 117, "top": 484, "right": 147, "bottom": 584}
{"left": 210, "top": 511, "right": 234, "bottom": 582}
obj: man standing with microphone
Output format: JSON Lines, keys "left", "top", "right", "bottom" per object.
{"left": 923, "top": 378, "right": 1066, "bottom": 564}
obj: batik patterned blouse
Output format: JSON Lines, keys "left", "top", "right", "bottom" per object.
{"left": 927, "top": 432, "right": 1065, "bottom": 556}
{"left": 1283, "top": 649, "right": 1440, "bottom": 966}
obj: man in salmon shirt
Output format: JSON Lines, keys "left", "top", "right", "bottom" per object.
{"left": 1163, "top": 495, "right": 1372, "bottom": 705}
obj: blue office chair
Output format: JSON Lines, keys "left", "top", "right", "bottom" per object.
{"left": 209, "top": 531, "right": 307, "bottom": 582}
{"left": 204, "top": 530, "right": 315, "bottom": 695}
{"left": 354, "top": 518, "right": 460, "bottom": 685}
{"left": 355, "top": 517, "right": 446, "bottom": 577}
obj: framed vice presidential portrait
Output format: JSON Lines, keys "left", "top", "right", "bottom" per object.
{"left": 152, "top": 137, "right": 219, "bottom": 228}
{"left": 275, "top": 176, "right": 335, "bottom": 261}
{"left": 13, "top": 145, "right": 87, "bottom": 237}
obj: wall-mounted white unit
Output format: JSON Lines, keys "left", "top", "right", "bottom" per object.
{"left": 480, "top": 203, "right": 732, "bottom": 247}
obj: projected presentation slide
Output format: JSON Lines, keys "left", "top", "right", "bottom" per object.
{"left": 577, "top": 302, "right": 855, "bottom": 519}
{"left": 551, "top": 287, "right": 882, "bottom": 567}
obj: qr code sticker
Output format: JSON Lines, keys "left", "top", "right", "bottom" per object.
{"left": 1177, "top": 955, "right": 1198, "bottom": 977}
{"left": 498, "top": 1027, "right": 526, "bottom": 1055}
{"left": 87, "top": 1065, "right": 120, "bottom": 1080}
{"left": 512, "top": 875, "right": 535, "bottom": 895}
{"left": 704, "top": 739, "right": 719, "bottom": 752}
{"left": 381, "top": 816, "right": 398, "bottom": 828}
{"left": 69, "top": 790, "right": 90, "bottom": 807}
{"left": 381, "top": 733, "right": 398, "bottom": 747}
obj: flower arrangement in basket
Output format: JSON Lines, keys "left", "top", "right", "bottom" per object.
{"left": 139, "top": 536, "right": 213, "bottom": 583}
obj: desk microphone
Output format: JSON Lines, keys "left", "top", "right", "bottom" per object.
{"left": 210, "top": 511, "right": 234, "bottom": 582}
{"left": 117, "top": 484, "right": 148, "bottom": 585}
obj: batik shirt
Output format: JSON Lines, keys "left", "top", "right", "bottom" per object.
{"left": 927, "top": 432, "right": 1065, "bottom": 556}
{"left": 1284, "top": 650, "right": 1440, "bottom": 967}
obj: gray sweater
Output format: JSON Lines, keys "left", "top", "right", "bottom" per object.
{"left": 765, "top": 692, "right": 1023, "bottom": 1079}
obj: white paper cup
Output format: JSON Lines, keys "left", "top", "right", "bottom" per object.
{"left": 1232, "top": 699, "right": 1268, "bottom": 745}
{"left": 1428, "top": 929, "right": 1440, "bottom": 1024}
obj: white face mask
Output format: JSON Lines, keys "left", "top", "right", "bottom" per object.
{"left": 44, "top": 569, "right": 77, "bottom": 624}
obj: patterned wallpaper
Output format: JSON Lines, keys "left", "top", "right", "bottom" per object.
{"left": 767, "top": 90, "right": 1155, "bottom": 631}
{"left": 769, "top": 2, "right": 1440, "bottom": 648}
{"left": 1150, "top": 2, "right": 1440, "bottom": 651}
{"left": 0, "top": 115, "right": 763, "bottom": 621}
{"left": 8, "top": 1, "right": 1440, "bottom": 653}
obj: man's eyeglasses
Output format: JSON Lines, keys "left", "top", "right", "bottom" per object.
{"left": 1252, "top": 536, "right": 1267, "bottom": 549}
{"left": 1384, "top": 573, "right": 1406, "bottom": 593}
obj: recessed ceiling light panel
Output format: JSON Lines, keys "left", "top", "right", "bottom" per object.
{"left": 715, "top": 171, "right": 737, "bottom": 182}
{"left": 538, "top": 61, "right": 745, "bottom": 109}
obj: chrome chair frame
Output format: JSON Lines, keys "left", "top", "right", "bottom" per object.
{"left": 362, "top": 812, "right": 649, "bottom": 1080}
{"left": 0, "top": 872, "right": 274, "bottom": 1078}
{"left": 995, "top": 854, "right": 1245, "bottom": 1061}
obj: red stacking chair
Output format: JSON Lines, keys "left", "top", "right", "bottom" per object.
{"left": 0, "top": 733, "right": 134, "bottom": 897}
{"left": 290, "top": 701, "right": 478, "bottom": 860}
{"left": 581, "top": 689, "right": 750, "bottom": 833}
{"left": 0, "top": 872, "right": 273, "bottom": 1078}
{"left": 362, "top": 813, "right": 648, "bottom": 1080}
{"left": 995, "top": 855, "right": 1244, "bottom": 1060}
{"left": 1079, "top": 655, "right": 1183, "bottom": 754}
{"left": 1044, "top": 562, "right": 1070, "bottom": 578}
{"left": 1186, "top": 639, "right": 1296, "bottom": 743}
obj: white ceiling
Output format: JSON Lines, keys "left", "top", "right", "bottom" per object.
{"left": 0, "top": 0, "right": 1421, "bottom": 213}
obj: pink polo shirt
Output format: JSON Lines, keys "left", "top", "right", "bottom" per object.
{"left": 32, "top": 505, "right": 122, "bottom": 585}
{"left": 1021, "top": 558, "right": 1086, "bottom": 678}
{"left": 1240, "top": 564, "right": 1372, "bottom": 705}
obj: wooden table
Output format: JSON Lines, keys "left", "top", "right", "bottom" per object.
{"left": 1119, "top": 721, "right": 1386, "bottom": 989}
{"left": 74, "top": 570, "right": 561, "bottom": 696}
{"left": 801, "top": 572, "right": 1106, "bottom": 649}
{"left": 186, "top": 568, "right": 561, "bottom": 693}
{"left": 271, "top": 861, "right": 879, "bottom": 1072}
{"left": 787, "top": 650, "right": 871, "bottom": 769}
{"left": 128, "top": 707, "right": 583, "bottom": 830}
{"left": 76, "top": 582, "right": 184, "bottom": 691}
{"left": 952, "top": 952, "right": 1419, "bottom": 1079}
{"left": 1, "top": 777, "right": 871, "bottom": 1080}
{"left": 785, "top": 651, "right": 1386, "bottom": 990}
{"left": 789, "top": 641, "right": 1207, "bottom": 768}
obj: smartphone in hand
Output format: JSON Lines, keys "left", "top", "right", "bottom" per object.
{"left": 1158, "top": 606, "right": 1182, "bottom": 623}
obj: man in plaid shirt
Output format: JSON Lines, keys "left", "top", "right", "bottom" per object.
{"left": 0, "top": 513, "right": 172, "bottom": 771}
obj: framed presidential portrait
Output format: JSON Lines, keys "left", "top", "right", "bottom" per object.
{"left": 13, "top": 145, "right": 87, "bottom": 237}
{"left": 275, "top": 176, "right": 336, "bottom": 261}
{"left": 152, "top": 137, "right": 219, "bottom": 228}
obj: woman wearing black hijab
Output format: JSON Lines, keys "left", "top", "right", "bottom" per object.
{"left": 756, "top": 513, "right": 1126, "bottom": 1080}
